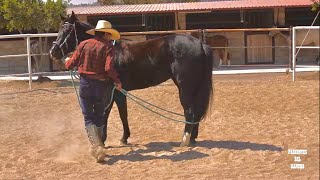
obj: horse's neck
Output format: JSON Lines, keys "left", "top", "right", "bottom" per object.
{"left": 274, "top": 31, "right": 291, "bottom": 43}
{"left": 275, "top": 31, "right": 288, "bottom": 38}
{"left": 278, "top": 32, "right": 288, "bottom": 38}
{"left": 76, "top": 21, "right": 94, "bottom": 42}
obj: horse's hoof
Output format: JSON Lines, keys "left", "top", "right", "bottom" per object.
{"left": 189, "top": 139, "right": 197, "bottom": 146}
{"left": 180, "top": 132, "right": 191, "bottom": 147}
{"left": 120, "top": 140, "right": 128, "bottom": 146}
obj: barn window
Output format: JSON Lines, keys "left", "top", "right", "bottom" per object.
{"left": 186, "top": 9, "right": 273, "bottom": 29}
{"left": 186, "top": 10, "right": 244, "bottom": 29}
{"left": 245, "top": 9, "right": 274, "bottom": 28}
{"left": 285, "top": 7, "right": 320, "bottom": 26}
{"left": 145, "top": 13, "right": 175, "bottom": 31}
{"left": 87, "top": 13, "right": 175, "bottom": 32}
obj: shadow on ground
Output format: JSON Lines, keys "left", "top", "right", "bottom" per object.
{"left": 104, "top": 140, "right": 283, "bottom": 165}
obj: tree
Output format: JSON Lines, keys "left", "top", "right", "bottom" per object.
{"left": 43, "top": 0, "right": 68, "bottom": 32}
{"left": 0, "top": 0, "right": 8, "bottom": 29}
{"left": 1, "top": 0, "right": 67, "bottom": 33}
{"left": 311, "top": 0, "right": 319, "bottom": 11}
{"left": 0, "top": 0, "right": 68, "bottom": 73}
{"left": 98, "top": 0, "right": 199, "bottom": 5}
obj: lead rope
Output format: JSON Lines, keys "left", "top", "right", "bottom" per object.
{"left": 118, "top": 88, "right": 198, "bottom": 124}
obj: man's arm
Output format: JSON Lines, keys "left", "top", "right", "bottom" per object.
{"left": 65, "top": 43, "right": 82, "bottom": 70}
{"left": 105, "top": 47, "right": 122, "bottom": 89}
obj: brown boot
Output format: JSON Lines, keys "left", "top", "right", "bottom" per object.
{"left": 86, "top": 125, "right": 106, "bottom": 163}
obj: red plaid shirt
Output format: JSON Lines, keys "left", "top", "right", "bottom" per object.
{"left": 65, "top": 37, "right": 120, "bottom": 84}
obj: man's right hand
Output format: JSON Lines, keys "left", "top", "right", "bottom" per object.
{"left": 115, "top": 83, "right": 122, "bottom": 91}
{"left": 64, "top": 57, "right": 71, "bottom": 63}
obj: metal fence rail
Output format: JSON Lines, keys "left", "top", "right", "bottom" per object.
{"left": 0, "top": 26, "right": 319, "bottom": 88}
{"left": 292, "top": 26, "right": 320, "bottom": 81}
{"left": 0, "top": 33, "right": 57, "bottom": 89}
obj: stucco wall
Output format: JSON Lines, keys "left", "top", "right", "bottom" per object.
{"left": 205, "top": 32, "right": 245, "bottom": 65}
{"left": 0, "top": 39, "right": 51, "bottom": 75}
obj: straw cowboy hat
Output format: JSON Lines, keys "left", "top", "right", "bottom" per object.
{"left": 86, "top": 20, "right": 120, "bottom": 40}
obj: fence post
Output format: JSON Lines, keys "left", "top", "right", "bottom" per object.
{"left": 202, "top": 29, "right": 207, "bottom": 43}
{"left": 292, "top": 27, "right": 296, "bottom": 81}
{"left": 27, "top": 36, "right": 32, "bottom": 89}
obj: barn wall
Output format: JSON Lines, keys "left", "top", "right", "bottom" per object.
{"left": 177, "top": 12, "right": 186, "bottom": 30}
{"left": 274, "top": 8, "right": 286, "bottom": 26}
{"left": 273, "top": 29, "right": 319, "bottom": 65}
{"left": 273, "top": 34, "right": 290, "bottom": 64}
{"left": 205, "top": 32, "right": 245, "bottom": 65}
{"left": 0, "top": 39, "right": 51, "bottom": 75}
{"left": 0, "top": 40, "right": 28, "bottom": 75}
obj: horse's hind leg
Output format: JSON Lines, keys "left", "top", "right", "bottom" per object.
{"left": 180, "top": 106, "right": 201, "bottom": 147}
{"left": 190, "top": 124, "right": 199, "bottom": 145}
{"left": 175, "top": 83, "right": 200, "bottom": 146}
{"left": 114, "top": 92, "right": 130, "bottom": 145}
{"left": 227, "top": 52, "right": 231, "bottom": 67}
{"left": 171, "top": 65, "right": 202, "bottom": 147}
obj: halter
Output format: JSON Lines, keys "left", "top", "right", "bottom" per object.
{"left": 52, "top": 22, "right": 79, "bottom": 58}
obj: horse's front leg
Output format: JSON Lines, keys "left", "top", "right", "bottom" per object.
{"left": 114, "top": 91, "right": 130, "bottom": 145}
{"left": 102, "top": 98, "right": 114, "bottom": 145}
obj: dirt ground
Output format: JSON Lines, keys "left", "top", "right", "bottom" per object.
{"left": 0, "top": 72, "right": 319, "bottom": 180}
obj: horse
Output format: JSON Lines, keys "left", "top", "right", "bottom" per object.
{"left": 269, "top": 30, "right": 320, "bottom": 65}
{"left": 206, "top": 35, "right": 231, "bottom": 68}
{"left": 30, "top": 40, "right": 41, "bottom": 73}
{"left": 49, "top": 12, "right": 213, "bottom": 147}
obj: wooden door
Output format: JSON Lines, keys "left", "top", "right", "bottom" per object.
{"left": 246, "top": 33, "right": 274, "bottom": 64}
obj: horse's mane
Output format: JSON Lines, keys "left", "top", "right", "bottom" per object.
{"left": 76, "top": 19, "right": 94, "bottom": 30}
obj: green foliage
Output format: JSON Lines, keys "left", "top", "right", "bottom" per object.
{"left": 311, "top": 0, "right": 319, "bottom": 12}
{"left": 0, "top": 0, "right": 67, "bottom": 33}
{"left": 43, "top": 0, "right": 67, "bottom": 32}
{"left": 0, "top": 0, "right": 8, "bottom": 29}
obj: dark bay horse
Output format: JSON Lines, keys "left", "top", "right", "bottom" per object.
{"left": 49, "top": 12, "right": 213, "bottom": 147}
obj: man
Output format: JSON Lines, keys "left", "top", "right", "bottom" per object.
{"left": 65, "top": 20, "right": 122, "bottom": 163}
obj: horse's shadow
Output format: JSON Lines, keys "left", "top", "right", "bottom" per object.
{"left": 196, "top": 140, "right": 283, "bottom": 151}
{"left": 104, "top": 140, "right": 283, "bottom": 165}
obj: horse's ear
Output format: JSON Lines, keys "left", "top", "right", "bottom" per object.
{"left": 60, "top": 14, "right": 66, "bottom": 21}
{"left": 70, "top": 11, "right": 76, "bottom": 22}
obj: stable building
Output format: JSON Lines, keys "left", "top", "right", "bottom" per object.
{"left": 67, "top": 0, "right": 319, "bottom": 66}
{"left": 0, "top": 0, "right": 319, "bottom": 75}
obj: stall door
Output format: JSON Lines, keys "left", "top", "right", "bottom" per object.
{"left": 246, "top": 33, "right": 274, "bottom": 64}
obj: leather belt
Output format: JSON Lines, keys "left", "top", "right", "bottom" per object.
{"left": 82, "top": 74, "right": 107, "bottom": 81}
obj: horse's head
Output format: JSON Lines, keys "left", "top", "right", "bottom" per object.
{"left": 268, "top": 30, "right": 283, "bottom": 37}
{"left": 49, "top": 11, "right": 92, "bottom": 69}
{"left": 269, "top": 30, "right": 276, "bottom": 37}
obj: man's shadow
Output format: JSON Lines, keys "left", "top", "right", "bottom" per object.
{"left": 104, "top": 140, "right": 283, "bottom": 165}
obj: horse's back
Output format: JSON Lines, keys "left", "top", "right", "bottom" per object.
{"left": 163, "top": 34, "right": 208, "bottom": 60}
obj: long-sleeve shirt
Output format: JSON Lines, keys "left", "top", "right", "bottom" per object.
{"left": 65, "top": 37, "right": 121, "bottom": 84}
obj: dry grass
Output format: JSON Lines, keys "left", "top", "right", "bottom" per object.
{"left": 0, "top": 72, "right": 319, "bottom": 179}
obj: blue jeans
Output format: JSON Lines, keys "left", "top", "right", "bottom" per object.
{"left": 79, "top": 76, "right": 113, "bottom": 143}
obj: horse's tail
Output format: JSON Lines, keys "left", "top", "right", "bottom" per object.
{"left": 196, "top": 43, "right": 213, "bottom": 121}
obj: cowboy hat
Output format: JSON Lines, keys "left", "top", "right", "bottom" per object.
{"left": 86, "top": 20, "right": 121, "bottom": 40}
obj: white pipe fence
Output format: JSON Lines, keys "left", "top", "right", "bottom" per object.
{"left": 0, "top": 33, "right": 57, "bottom": 89}
{"left": 0, "top": 26, "right": 319, "bottom": 88}
{"left": 292, "top": 26, "right": 320, "bottom": 81}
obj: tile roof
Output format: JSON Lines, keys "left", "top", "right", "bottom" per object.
{"left": 68, "top": 0, "right": 315, "bottom": 15}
